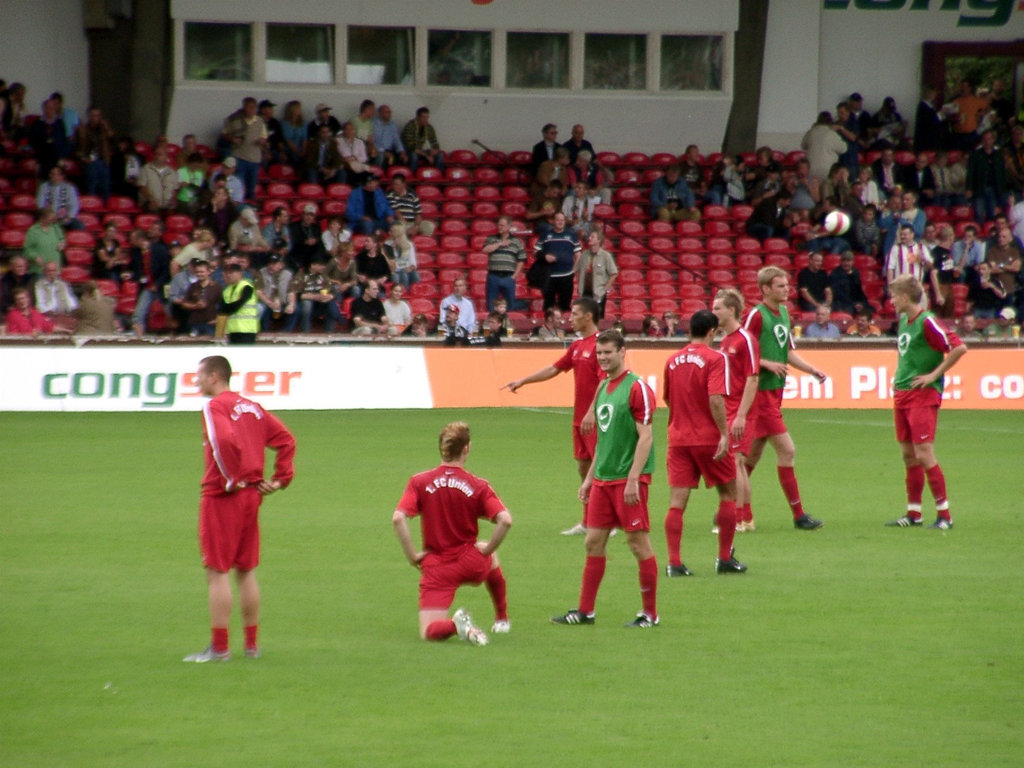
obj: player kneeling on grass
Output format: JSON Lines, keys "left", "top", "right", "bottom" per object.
{"left": 885, "top": 275, "right": 966, "bottom": 530}
{"left": 552, "top": 329, "right": 661, "bottom": 629}
{"left": 662, "top": 309, "right": 748, "bottom": 577}
{"left": 392, "top": 422, "right": 513, "bottom": 645}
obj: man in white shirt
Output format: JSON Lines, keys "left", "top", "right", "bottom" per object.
{"left": 439, "top": 275, "right": 476, "bottom": 334}
{"left": 34, "top": 260, "right": 78, "bottom": 325}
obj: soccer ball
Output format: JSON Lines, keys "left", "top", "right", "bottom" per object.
{"left": 823, "top": 210, "right": 851, "bottom": 236}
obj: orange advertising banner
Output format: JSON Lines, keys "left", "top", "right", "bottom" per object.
{"left": 424, "top": 346, "right": 1024, "bottom": 410}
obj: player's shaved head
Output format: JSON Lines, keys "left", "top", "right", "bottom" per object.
{"left": 200, "top": 355, "right": 232, "bottom": 383}
{"left": 439, "top": 421, "right": 471, "bottom": 462}
{"left": 572, "top": 296, "right": 599, "bottom": 322}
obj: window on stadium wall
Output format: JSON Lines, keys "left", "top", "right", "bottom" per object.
{"left": 347, "top": 26, "right": 414, "bottom": 86}
{"left": 507, "top": 32, "right": 570, "bottom": 89}
{"left": 584, "top": 34, "right": 646, "bottom": 90}
{"left": 660, "top": 35, "right": 723, "bottom": 92}
{"left": 427, "top": 30, "right": 492, "bottom": 87}
{"left": 267, "top": 24, "right": 334, "bottom": 84}
{"left": 184, "top": 22, "right": 252, "bottom": 81}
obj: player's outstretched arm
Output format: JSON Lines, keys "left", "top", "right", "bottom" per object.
{"left": 477, "top": 510, "right": 512, "bottom": 556}
{"left": 787, "top": 350, "right": 826, "bottom": 382}
{"left": 392, "top": 510, "right": 425, "bottom": 567}
{"left": 501, "top": 364, "right": 560, "bottom": 393}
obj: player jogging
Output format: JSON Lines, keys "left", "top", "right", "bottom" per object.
{"left": 392, "top": 422, "right": 513, "bottom": 645}
{"left": 552, "top": 330, "right": 660, "bottom": 628}
{"left": 743, "top": 266, "right": 827, "bottom": 530}
{"left": 885, "top": 275, "right": 966, "bottom": 529}
{"left": 712, "top": 288, "right": 760, "bottom": 534}
{"left": 663, "top": 309, "right": 748, "bottom": 577}
{"left": 503, "top": 296, "right": 603, "bottom": 535}
{"left": 185, "top": 355, "right": 296, "bottom": 662}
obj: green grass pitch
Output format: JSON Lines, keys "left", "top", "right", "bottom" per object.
{"left": 1, "top": 408, "right": 1022, "bottom": 767}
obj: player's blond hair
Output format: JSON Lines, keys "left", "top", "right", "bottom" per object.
{"left": 714, "top": 288, "right": 745, "bottom": 319}
{"left": 757, "top": 266, "right": 788, "bottom": 290}
{"left": 890, "top": 275, "right": 924, "bottom": 304}
{"left": 439, "top": 421, "right": 471, "bottom": 462}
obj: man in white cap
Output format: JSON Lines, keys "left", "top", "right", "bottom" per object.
{"left": 306, "top": 102, "right": 340, "bottom": 140}
{"left": 983, "top": 306, "right": 1019, "bottom": 339}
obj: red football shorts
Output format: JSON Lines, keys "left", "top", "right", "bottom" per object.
{"left": 586, "top": 481, "right": 650, "bottom": 532}
{"left": 573, "top": 424, "right": 597, "bottom": 461}
{"left": 727, "top": 411, "right": 753, "bottom": 456}
{"left": 894, "top": 388, "right": 941, "bottom": 445}
{"left": 750, "top": 388, "right": 787, "bottom": 439}
{"left": 418, "top": 544, "right": 493, "bottom": 610}
{"left": 199, "top": 487, "right": 262, "bottom": 572}
{"left": 667, "top": 444, "right": 736, "bottom": 489}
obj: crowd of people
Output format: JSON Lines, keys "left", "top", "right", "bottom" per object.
{"left": 1, "top": 80, "right": 1023, "bottom": 342}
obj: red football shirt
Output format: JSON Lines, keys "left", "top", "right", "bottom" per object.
{"left": 553, "top": 332, "right": 604, "bottom": 426}
{"left": 201, "top": 390, "right": 296, "bottom": 495}
{"left": 663, "top": 343, "right": 729, "bottom": 446}
{"left": 397, "top": 465, "right": 507, "bottom": 557}
{"left": 718, "top": 326, "right": 760, "bottom": 419}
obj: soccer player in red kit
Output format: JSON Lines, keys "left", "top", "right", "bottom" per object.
{"left": 885, "top": 275, "right": 966, "bottom": 529}
{"left": 552, "top": 330, "right": 660, "bottom": 628}
{"left": 712, "top": 288, "right": 761, "bottom": 533}
{"left": 743, "top": 266, "right": 828, "bottom": 530}
{"left": 503, "top": 296, "right": 603, "bottom": 535}
{"left": 663, "top": 310, "right": 748, "bottom": 576}
{"left": 184, "top": 355, "right": 296, "bottom": 662}
{"left": 392, "top": 422, "right": 513, "bottom": 645}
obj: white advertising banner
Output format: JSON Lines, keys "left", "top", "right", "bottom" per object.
{"left": 0, "top": 347, "right": 434, "bottom": 412}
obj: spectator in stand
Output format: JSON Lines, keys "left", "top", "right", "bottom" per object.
{"left": 213, "top": 156, "right": 246, "bottom": 204}
{"left": 803, "top": 203, "right": 851, "bottom": 255}
{"left": 221, "top": 97, "right": 266, "bottom": 200}
{"left": 306, "top": 102, "right": 341, "bottom": 140}
{"left": 256, "top": 253, "right": 297, "bottom": 332}
{"left": 880, "top": 190, "right": 927, "bottom": 255}
{"left": 872, "top": 147, "right": 901, "bottom": 200}
{"left": 345, "top": 176, "right": 395, "bottom": 235}
{"left": 34, "top": 260, "right": 78, "bottom": 330}
{"left": 531, "top": 307, "right": 565, "bottom": 341}
{"left": 868, "top": 96, "right": 907, "bottom": 149}
{"left": 952, "top": 224, "right": 983, "bottom": 281}
{"left": 110, "top": 136, "right": 142, "bottom": 198}
{"left": 828, "top": 251, "right": 870, "bottom": 314}
{"left": 137, "top": 144, "right": 179, "bottom": 213}
{"left": 298, "top": 257, "right": 344, "bottom": 332}
{"left": 952, "top": 79, "right": 987, "bottom": 151}
{"left": 957, "top": 314, "right": 982, "bottom": 340}
{"left": 903, "top": 152, "right": 936, "bottom": 205}
{"left": 884, "top": 224, "right": 932, "bottom": 289}
{"left": 561, "top": 180, "right": 596, "bottom": 240}
{"left": 196, "top": 183, "right": 238, "bottom": 248}
{"left": 984, "top": 226, "right": 1022, "bottom": 312}
{"left": 531, "top": 123, "right": 560, "bottom": 175}
{"left": 259, "top": 99, "right": 284, "bottom": 168}
{"left": 650, "top": 164, "right": 699, "bottom": 223}
{"left": 525, "top": 179, "right": 564, "bottom": 237}
{"left": 383, "top": 282, "right": 412, "bottom": 334}
{"left": 707, "top": 154, "right": 747, "bottom": 208}
{"left": 349, "top": 99, "right": 377, "bottom": 161}
{"left": 1010, "top": 192, "right": 1024, "bottom": 244}
{"left": 402, "top": 107, "right": 444, "bottom": 172}
{"left": 49, "top": 92, "right": 79, "bottom": 134}
{"left": 75, "top": 106, "right": 114, "bottom": 201}
{"left": 801, "top": 111, "right": 847, "bottom": 182}
{"left": 966, "top": 130, "right": 1007, "bottom": 224}
{"left": 576, "top": 229, "right": 617, "bottom": 320}
{"left": 847, "top": 306, "right": 882, "bottom": 337}
{"left": 835, "top": 102, "right": 862, "bottom": 175}
{"left": 983, "top": 306, "right": 1018, "bottom": 339}
{"left": 279, "top": 101, "right": 306, "bottom": 168}
{"left": 321, "top": 216, "right": 352, "bottom": 260}
{"left": 679, "top": 145, "right": 709, "bottom": 203}
{"left": 802, "top": 305, "right": 841, "bottom": 340}
{"left": 0, "top": 82, "right": 27, "bottom": 142}
{"left": 228, "top": 207, "right": 270, "bottom": 264}
{"left": 1006, "top": 126, "right": 1024, "bottom": 198}
{"left": 386, "top": 174, "right": 434, "bottom": 236}
{"left": 336, "top": 120, "right": 372, "bottom": 186}
{"left": 854, "top": 166, "right": 881, "bottom": 207}
{"left": 745, "top": 188, "right": 792, "bottom": 242}
{"left": 383, "top": 221, "right": 419, "bottom": 289}
{"left": 819, "top": 163, "right": 851, "bottom": 214}
{"left": 662, "top": 311, "right": 684, "bottom": 337}
{"left": 36, "top": 165, "right": 83, "bottom": 231}
{"left": 128, "top": 224, "right": 171, "bottom": 336}
{"left": 531, "top": 146, "right": 572, "bottom": 201}
{"left": 797, "top": 251, "right": 833, "bottom": 311}
{"left": 405, "top": 313, "right": 432, "bottom": 338}
{"left": 913, "top": 86, "right": 944, "bottom": 153}
{"left": 73, "top": 281, "right": 118, "bottom": 336}
{"left": 93, "top": 221, "right": 128, "bottom": 281}
{"left": 355, "top": 233, "right": 394, "bottom": 290}
{"left": 29, "top": 97, "right": 70, "bottom": 178}
{"left": 930, "top": 151, "right": 964, "bottom": 210}
{"left": 327, "top": 241, "right": 361, "bottom": 302}
{"left": 176, "top": 152, "right": 208, "bottom": 215}
{"left": 930, "top": 224, "right": 957, "bottom": 319}
{"left": 372, "top": 104, "right": 407, "bottom": 169}
{"left": 261, "top": 206, "right": 292, "bottom": 256}
{"left": 534, "top": 212, "right": 581, "bottom": 312}
{"left": 172, "top": 228, "right": 217, "bottom": 275}
{"left": 23, "top": 207, "right": 66, "bottom": 274}
{"left": 167, "top": 256, "right": 198, "bottom": 331}
{"left": 4, "top": 288, "right": 54, "bottom": 336}
{"left": 441, "top": 304, "right": 470, "bottom": 346}
{"left": 181, "top": 260, "right": 222, "bottom": 336}
{"left": 439, "top": 275, "right": 476, "bottom": 334}
{"left": 349, "top": 279, "right": 391, "bottom": 336}
{"left": 966, "top": 261, "right": 1007, "bottom": 319}
{"left": 0, "top": 256, "right": 35, "bottom": 315}
{"left": 482, "top": 215, "right": 526, "bottom": 311}
{"left": 568, "top": 150, "right": 612, "bottom": 206}
{"left": 289, "top": 203, "right": 325, "bottom": 273}
{"left": 303, "top": 123, "right": 344, "bottom": 186}
{"left": 641, "top": 315, "right": 662, "bottom": 337}
{"left": 562, "top": 124, "right": 595, "bottom": 165}
{"left": 788, "top": 159, "right": 821, "bottom": 221}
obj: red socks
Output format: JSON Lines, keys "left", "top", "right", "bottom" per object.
{"left": 716, "top": 501, "right": 737, "bottom": 560}
{"left": 638, "top": 556, "right": 658, "bottom": 620}
{"left": 486, "top": 567, "right": 508, "bottom": 621}
{"left": 425, "top": 619, "right": 457, "bottom": 641}
{"left": 905, "top": 464, "right": 925, "bottom": 518}
{"left": 777, "top": 466, "right": 805, "bottom": 519}
{"left": 926, "top": 464, "right": 949, "bottom": 519}
{"left": 579, "top": 555, "right": 606, "bottom": 615}
{"left": 211, "top": 627, "right": 229, "bottom": 654}
{"left": 664, "top": 507, "right": 684, "bottom": 566}
{"left": 737, "top": 503, "right": 753, "bottom": 524}
{"left": 244, "top": 624, "right": 258, "bottom": 651}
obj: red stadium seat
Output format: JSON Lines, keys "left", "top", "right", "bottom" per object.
{"left": 619, "top": 220, "right": 645, "bottom": 236}
{"left": 617, "top": 204, "right": 644, "bottom": 219}
{"left": 416, "top": 167, "right": 443, "bottom": 182}
{"left": 471, "top": 220, "right": 498, "bottom": 236}
{"left": 103, "top": 213, "right": 133, "bottom": 230}
{"left": 444, "top": 186, "right": 472, "bottom": 202}
{"left": 447, "top": 149, "right": 477, "bottom": 165}
{"left": 648, "top": 255, "right": 675, "bottom": 270}
{"left": 679, "top": 284, "right": 706, "bottom": 299}
{"left": 677, "top": 237, "right": 703, "bottom": 252}
{"left": 707, "top": 237, "right": 734, "bottom": 253}
{"left": 708, "top": 252, "right": 734, "bottom": 268}
{"left": 4, "top": 211, "right": 33, "bottom": 229}
{"left": 622, "top": 152, "right": 650, "bottom": 167}
{"left": 472, "top": 167, "right": 501, "bottom": 184}
{"left": 416, "top": 185, "right": 442, "bottom": 202}
{"left": 322, "top": 200, "right": 346, "bottom": 216}
{"left": 616, "top": 253, "right": 644, "bottom": 269}
{"left": 268, "top": 164, "right": 297, "bottom": 180}
{"left": 650, "top": 299, "right": 678, "bottom": 315}
{"left": 596, "top": 151, "right": 622, "bottom": 167}
{"left": 647, "top": 220, "right": 674, "bottom": 235}
{"left": 648, "top": 270, "right": 673, "bottom": 284}
{"left": 471, "top": 202, "right": 500, "bottom": 218}
{"left": 265, "top": 181, "right": 296, "bottom": 199}
{"left": 681, "top": 298, "right": 708, "bottom": 315}
{"left": 61, "top": 266, "right": 90, "bottom": 283}
{"left": 649, "top": 237, "right": 675, "bottom": 253}
{"left": 501, "top": 185, "right": 529, "bottom": 202}
{"left": 475, "top": 185, "right": 501, "bottom": 201}
{"left": 703, "top": 205, "right": 728, "bottom": 220}
{"left": 619, "top": 283, "right": 647, "bottom": 299}
{"left": 676, "top": 220, "right": 703, "bottom": 236}
{"left": 703, "top": 220, "right": 732, "bottom": 236}
{"left": 618, "top": 269, "right": 644, "bottom": 284}
{"left": 648, "top": 283, "right": 676, "bottom": 299}
{"left": 9, "top": 193, "right": 36, "bottom": 211}
{"left": 509, "top": 150, "right": 532, "bottom": 166}
{"left": 614, "top": 169, "right": 640, "bottom": 185}
{"left": 620, "top": 299, "right": 649, "bottom": 315}
{"left": 651, "top": 152, "right": 677, "bottom": 167}
{"left": 441, "top": 202, "right": 470, "bottom": 218}
{"left": 64, "top": 248, "right": 93, "bottom": 267}
{"left": 65, "top": 230, "right": 96, "bottom": 249}
{"left": 107, "top": 196, "right": 139, "bottom": 213}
